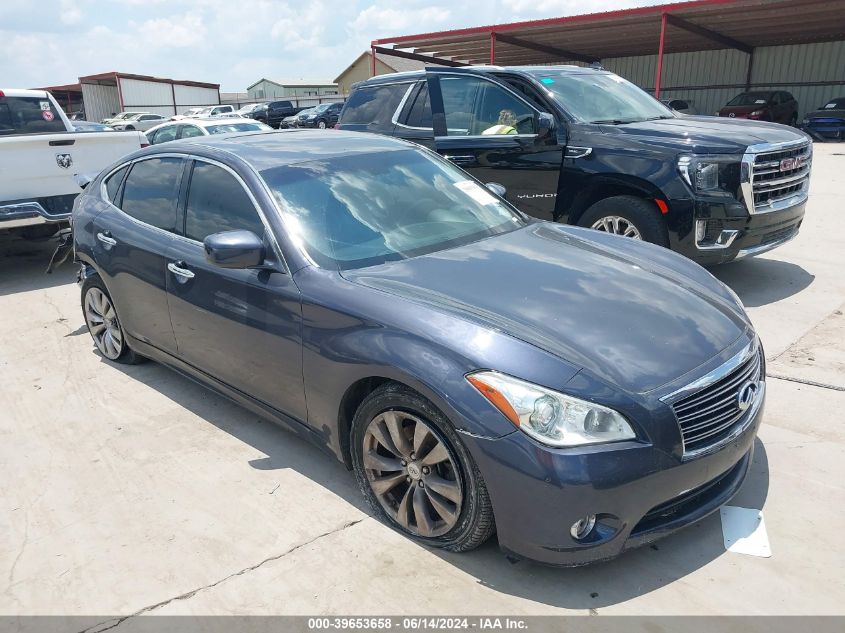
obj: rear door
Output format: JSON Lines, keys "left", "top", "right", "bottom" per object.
{"left": 424, "top": 68, "right": 564, "bottom": 221}
{"left": 92, "top": 156, "right": 184, "bottom": 354}
{"left": 165, "top": 158, "right": 306, "bottom": 422}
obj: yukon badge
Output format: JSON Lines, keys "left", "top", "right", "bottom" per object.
{"left": 56, "top": 153, "right": 73, "bottom": 169}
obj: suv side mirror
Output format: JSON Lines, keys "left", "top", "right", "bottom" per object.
{"left": 486, "top": 182, "right": 507, "bottom": 197}
{"left": 536, "top": 112, "right": 555, "bottom": 139}
{"left": 204, "top": 230, "right": 265, "bottom": 269}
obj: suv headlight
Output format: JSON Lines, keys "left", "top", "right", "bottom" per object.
{"left": 678, "top": 154, "right": 741, "bottom": 195}
{"left": 467, "top": 371, "right": 635, "bottom": 447}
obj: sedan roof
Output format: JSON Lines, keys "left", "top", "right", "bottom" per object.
{"left": 147, "top": 130, "right": 413, "bottom": 171}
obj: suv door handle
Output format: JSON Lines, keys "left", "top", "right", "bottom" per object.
{"left": 167, "top": 261, "right": 195, "bottom": 280}
{"left": 445, "top": 154, "right": 476, "bottom": 165}
{"left": 96, "top": 231, "right": 117, "bottom": 246}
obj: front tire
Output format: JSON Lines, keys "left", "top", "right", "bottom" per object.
{"left": 578, "top": 195, "right": 669, "bottom": 247}
{"left": 81, "top": 276, "right": 144, "bottom": 364}
{"left": 351, "top": 383, "right": 495, "bottom": 552}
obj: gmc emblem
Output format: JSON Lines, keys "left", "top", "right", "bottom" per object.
{"left": 780, "top": 157, "right": 802, "bottom": 171}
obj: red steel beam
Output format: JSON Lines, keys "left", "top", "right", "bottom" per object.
{"left": 655, "top": 12, "right": 668, "bottom": 98}
{"left": 490, "top": 31, "right": 496, "bottom": 65}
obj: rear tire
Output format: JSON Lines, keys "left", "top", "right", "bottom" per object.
{"left": 318, "top": 119, "right": 327, "bottom": 129}
{"left": 351, "top": 383, "right": 495, "bottom": 553}
{"left": 81, "top": 276, "right": 145, "bottom": 364}
{"left": 124, "top": 125, "right": 135, "bottom": 130}
{"left": 578, "top": 195, "right": 670, "bottom": 247}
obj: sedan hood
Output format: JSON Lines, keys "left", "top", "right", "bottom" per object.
{"left": 343, "top": 224, "right": 747, "bottom": 394}
{"left": 597, "top": 115, "right": 803, "bottom": 153}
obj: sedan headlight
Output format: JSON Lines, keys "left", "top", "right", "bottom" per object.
{"left": 467, "top": 371, "right": 635, "bottom": 447}
{"left": 678, "top": 154, "right": 741, "bottom": 194}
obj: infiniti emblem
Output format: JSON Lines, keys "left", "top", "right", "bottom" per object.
{"left": 737, "top": 381, "right": 758, "bottom": 411}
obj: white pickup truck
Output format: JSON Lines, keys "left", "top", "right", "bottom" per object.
{"left": 1, "top": 88, "right": 146, "bottom": 239}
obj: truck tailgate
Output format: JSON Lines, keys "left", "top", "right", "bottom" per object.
{"left": 0, "top": 131, "right": 144, "bottom": 201}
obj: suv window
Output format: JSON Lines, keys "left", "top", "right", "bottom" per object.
{"left": 184, "top": 162, "right": 264, "bottom": 242}
{"left": 404, "top": 83, "right": 432, "bottom": 128}
{"left": 342, "top": 83, "right": 409, "bottom": 131}
{"left": 140, "top": 115, "right": 161, "bottom": 121}
{"left": 104, "top": 165, "right": 129, "bottom": 202}
{"left": 120, "top": 157, "right": 183, "bottom": 231}
{"left": 0, "top": 95, "right": 66, "bottom": 135}
{"left": 438, "top": 75, "right": 536, "bottom": 136}
{"left": 150, "top": 124, "right": 178, "bottom": 144}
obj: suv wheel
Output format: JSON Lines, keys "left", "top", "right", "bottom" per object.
{"left": 351, "top": 383, "right": 495, "bottom": 552}
{"left": 318, "top": 119, "right": 327, "bottom": 129}
{"left": 579, "top": 196, "right": 669, "bottom": 247}
{"left": 81, "top": 276, "right": 145, "bottom": 364}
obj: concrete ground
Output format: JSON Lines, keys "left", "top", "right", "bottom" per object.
{"left": 1, "top": 145, "right": 844, "bottom": 621}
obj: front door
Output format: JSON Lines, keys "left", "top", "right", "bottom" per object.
{"left": 425, "top": 69, "right": 564, "bottom": 222}
{"left": 92, "top": 157, "right": 185, "bottom": 354}
{"left": 165, "top": 158, "right": 307, "bottom": 422}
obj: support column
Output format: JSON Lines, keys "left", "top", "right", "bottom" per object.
{"left": 654, "top": 12, "right": 668, "bottom": 98}
{"left": 490, "top": 31, "right": 496, "bottom": 65}
{"left": 745, "top": 48, "right": 755, "bottom": 91}
{"left": 371, "top": 45, "right": 377, "bottom": 77}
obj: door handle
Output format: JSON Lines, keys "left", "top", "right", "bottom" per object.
{"left": 445, "top": 154, "right": 476, "bottom": 165}
{"left": 167, "top": 262, "right": 195, "bottom": 280}
{"left": 96, "top": 231, "right": 117, "bottom": 246}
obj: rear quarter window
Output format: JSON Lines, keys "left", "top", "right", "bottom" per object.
{"left": 340, "top": 83, "right": 411, "bottom": 132}
{"left": 0, "top": 96, "right": 66, "bottom": 135}
{"left": 119, "top": 157, "right": 183, "bottom": 232}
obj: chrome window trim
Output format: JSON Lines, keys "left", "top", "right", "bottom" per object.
{"left": 390, "top": 82, "right": 426, "bottom": 130}
{"left": 98, "top": 152, "right": 288, "bottom": 271}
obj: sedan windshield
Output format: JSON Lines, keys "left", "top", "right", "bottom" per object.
{"left": 530, "top": 71, "right": 673, "bottom": 124}
{"left": 261, "top": 149, "right": 526, "bottom": 269}
{"left": 727, "top": 92, "right": 773, "bottom": 106}
{"left": 206, "top": 122, "right": 268, "bottom": 134}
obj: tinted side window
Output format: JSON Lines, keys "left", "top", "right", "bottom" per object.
{"left": 0, "top": 96, "right": 66, "bottom": 134}
{"left": 179, "top": 125, "right": 204, "bottom": 139}
{"left": 120, "top": 158, "right": 183, "bottom": 231}
{"left": 105, "top": 165, "right": 129, "bottom": 203}
{"left": 404, "top": 83, "right": 432, "bottom": 128}
{"left": 185, "top": 162, "right": 264, "bottom": 242}
{"left": 439, "top": 76, "right": 536, "bottom": 136}
{"left": 341, "top": 84, "right": 409, "bottom": 131}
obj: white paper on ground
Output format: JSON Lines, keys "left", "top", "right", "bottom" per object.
{"left": 720, "top": 505, "right": 771, "bottom": 557}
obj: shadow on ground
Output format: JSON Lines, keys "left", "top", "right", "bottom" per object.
{"left": 710, "top": 257, "right": 814, "bottom": 308}
{"left": 101, "top": 347, "right": 769, "bottom": 611}
{"left": 0, "top": 232, "right": 75, "bottom": 297}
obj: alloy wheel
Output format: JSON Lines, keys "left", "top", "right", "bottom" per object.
{"left": 318, "top": 120, "right": 327, "bottom": 129}
{"left": 362, "top": 410, "right": 463, "bottom": 538}
{"left": 84, "top": 287, "right": 124, "bottom": 360}
{"left": 590, "top": 215, "right": 643, "bottom": 239}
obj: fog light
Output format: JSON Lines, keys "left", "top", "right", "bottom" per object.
{"left": 570, "top": 515, "right": 597, "bottom": 540}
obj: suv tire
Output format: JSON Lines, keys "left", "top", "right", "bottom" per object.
{"left": 579, "top": 195, "right": 670, "bottom": 247}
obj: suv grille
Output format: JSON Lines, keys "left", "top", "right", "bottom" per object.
{"left": 672, "top": 346, "right": 763, "bottom": 456}
{"left": 745, "top": 141, "right": 811, "bottom": 213}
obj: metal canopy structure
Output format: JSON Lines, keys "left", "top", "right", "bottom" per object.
{"left": 370, "top": 0, "right": 845, "bottom": 97}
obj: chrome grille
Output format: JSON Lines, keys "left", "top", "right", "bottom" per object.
{"left": 672, "top": 346, "right": 763, "bottom": 456}
{"left": 742, "top": 140, "right": 811, "bottom": 214}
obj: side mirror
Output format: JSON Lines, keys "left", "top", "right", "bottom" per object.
{"left": 485, "top": 182, "right": 507, "bottom": 197}
{"left": 535, "top": 112, "right": 555, "bottom": 140}
{"left": 204, "top": 230, "right": 265, "bottom": 269}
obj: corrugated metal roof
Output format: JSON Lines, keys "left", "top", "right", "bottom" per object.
{"left": 373, "top": 0, "right": 845, "bottom": 65}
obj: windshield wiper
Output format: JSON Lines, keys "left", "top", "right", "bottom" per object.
{"left": 589, "top": 118, "right": 641, "bottom": 125}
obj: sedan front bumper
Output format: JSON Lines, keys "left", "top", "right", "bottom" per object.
{"left": 460, "top": 388, "right": 763, "bottom": 566}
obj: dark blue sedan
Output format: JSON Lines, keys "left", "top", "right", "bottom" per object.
{"left": 72, "top": 130, "right": 765, "bottom": 565}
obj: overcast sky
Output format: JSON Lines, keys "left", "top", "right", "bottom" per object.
{"left": 1, "top": 0, "right": 666, "bottom": 92}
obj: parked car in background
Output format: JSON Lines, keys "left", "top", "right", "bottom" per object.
{"left": 236, "top": 103, "right": 263, "bottom": 117}
{"left": 72, "top": 121, "right": 115, "bottom": 132}
{"left": 102, "top": 111, "right": 145, "bottom": 125}
{"left": 718, "top": 91, "right": 798, "bottom": 125}
{"left": 281, "top": 110, "right": 308, "bottom": 129}
{"left": 801, "top": 96, "right": 845, "bottom": 141}
{"left": 143, "top": 117, "right": 271, "bottom": 145}
{"left": 0, "top": 88, "right": 145, "bottom": 240}
{"left": 251, "top": 100, "right": 305, "bottom": 128}
{"left": 191, "top": 104, "right": 235, "bottom": 118}
{"left": 661, "top": 98, "right": 697, "bottom": 114}
{"left": 73, "top": 129, "right": 764, "bottom": 566}
{"left": 339, "top": 65, "right": 811, "bottom": 265}
{"left": 68, "top": 110, "right": 86, "bottom": 121}
{"left": 111, "top": 113, "right": 167, "bottom": 131}
{"left": 297, "top": 102, "right": 343, "bottom": 129}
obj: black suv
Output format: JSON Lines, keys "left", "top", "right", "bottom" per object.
{"left": 251, "top": 100, "right": 302, "bottom": 128}
{"left": 339, "top": 66, "right": 812, "bottom": 264}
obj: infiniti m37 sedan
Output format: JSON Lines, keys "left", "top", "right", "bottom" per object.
{"left": 73, "top": 130, "right": 765, "bottom": 565}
